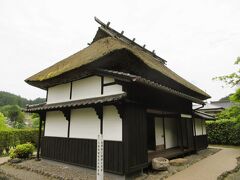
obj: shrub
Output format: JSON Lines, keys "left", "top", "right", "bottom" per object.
{"left": 9, "top": 143, "right": 35, "bottom": 159}
{"left": 0, "top": 129, "right": 38, "bottom": 154}
{"left": 206, "top": 118, "right": 240, "bottom": 145}
{"left": 0, "top": 113, "right": 9, "bottom": 130}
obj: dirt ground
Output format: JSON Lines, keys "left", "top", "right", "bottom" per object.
{"left": 134, "top": 148, "right": 220, "bottom": 179}
{"left": 219, "top": 156, "right": 240, "bottom": 180}
{"left": 0, "top": 148, "right": 221, "bottom": 180}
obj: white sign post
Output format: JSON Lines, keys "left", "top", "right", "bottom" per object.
{"left": 97, "top": 134, "right": 104, "bottom": 180}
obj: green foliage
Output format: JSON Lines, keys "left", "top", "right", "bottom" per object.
{"left": 0, "top": 129, "right": 38, "bottom": 155}
{"left": 217, "top": 105, "right": 240, "bottom": 120}
{"left": 206, "top": 119, "right": 240, "bottom": 145}
{"left": 0, "top": 105, "right": 25, "bottom": 129}
{"left": 213, "top": 57, "right": 240, "bottom": 87}
{"left": 9, "top": 143, "right": 35, "bottom": 159}
{"left": 0, "top": 113, "right": 9, "bottom": 131}
{"left": 30, "top": 113, "right": 40, "bottom": 128}
{"left": 217, "top": 88, "right": 240, "bottom": 121}
{"left": 230, "top": 88, "right": 240, "bottom": 103}
{"left": 0, "top": 91, "right": 45, "bottom": 108}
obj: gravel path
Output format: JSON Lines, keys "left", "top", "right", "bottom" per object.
{"left": 7, "top": 159, "right": 123, "bottom": 180}
{"left": 140, "top": 148, "right": 220, "bottom": 180}
{"left": 0, "top": 157, "right": 10, "bottom": 165}
{"left": 167, "top": 146, "right": 240, "bottom": 180}
{"left": 0, "top": 164, "right": 55, "bottom": 180}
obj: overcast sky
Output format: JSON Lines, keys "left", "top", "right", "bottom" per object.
{"left": 0, "top": 0, "right": 239, "bottom": 101}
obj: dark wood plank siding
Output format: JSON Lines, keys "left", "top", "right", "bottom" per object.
{"left": 147, "top": 115, "right": 156, "bottom": 150}
{"left": 186, "top": 119, "right": 194, "bottom": 149}
{"left": 123, "top": 103, "right": 148, "bottom": 174}
{"left": 41, "top": 137, "right": 123, "bottom": 174}
{"left": 125, "top": 84, "right": 192, "bottom": 115}
{"left": 194, "top": 135, "right": 208, "bottom": 150}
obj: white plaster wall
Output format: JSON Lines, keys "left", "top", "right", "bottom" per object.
{"left": 103, "top": 84, "right": 123, "bottom": 96}
{"left": 155, "top": 117, "right": 164, "bottom": 146}
{"left": 165, "top": 118, "right": 178, "bottom": 149}
{"left": 202, "top": 120, "right": 206, "bottom": 135}
{"left": 44, "top": 111, "right": 68, "bottom": 137}
{"left": 47, "top": 76, "right": 124, "bottom": 104}
{"left": 104, "top": 77, "right": 115, "bottom": 84}
{"left": 195, "top": 118, "right": 203, "bottom": 136}
{"left": 103, "top": 106, "right": 122, "bottom": 141}
{"left": 47, "top": 83, "right": 70, "bottom": 104}
{"left": 70, "top": 108, "right": 100, "bottom": 139}
{"left": 181, "top": 114, "right": 192, "bottom": 118}
{"left": 72, "top": 76, "right": 101, "bottom": 100}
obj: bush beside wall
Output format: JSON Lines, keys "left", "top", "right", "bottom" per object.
{"left": 206, "top": 119, "right": 240, "bottom": 145}
{"left": 0, "top": 129, "right": 38, "bottom": 153}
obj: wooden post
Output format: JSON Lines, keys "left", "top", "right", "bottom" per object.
{"left": 185, "top": 119, "right": 189, "bottom": 149}
{"left": 36, "top": 112, "right": 44, "bottom": 161}
{"left": 94, "top": 105, "right": 104, "bottom": 180}
{"left": 62, "top": 109, "right": 71, "bottom": 138}
{"left": 163, "top": 116, "right": 166, "bottom": 149}
{"left": 179, "top": 115, "right": 184, "bottom": 151}
{"left": 192, "top": 118, "right": 197, "bottom": 151}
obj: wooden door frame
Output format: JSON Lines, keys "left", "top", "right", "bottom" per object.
{"left": 147, "top": 114, "right": 166, "bottom": 151}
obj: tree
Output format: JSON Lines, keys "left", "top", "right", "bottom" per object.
{"left": 0, "top": 105, "right": 25, "bottom": 128}
{"left": 213, "top": 57, "right": 240, "bottom": 87}
{"left": 0, "top": 113, "right": 9, "bottom": 130}
{"left": 214, "top": 57, "right": 240, "bottom": 120}
{"left": 230, "top": 88, "right": 240, "bottom": 103}
{"left": 0, "top": 91, "right": 45, "bottom": 108}
{"left": 31, "top": 113, "right": 40, "bottom": 128}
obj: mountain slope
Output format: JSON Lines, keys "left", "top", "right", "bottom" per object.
{"left": 0, "top": 91, "right": 45, "bottom": 107}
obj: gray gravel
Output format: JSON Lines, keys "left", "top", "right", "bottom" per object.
{"left": 0, "top": 164, "right": 52, "bottom": 180}
{"left": 8, "top": 159, "right": 121, "bottom": 180}
{"left": 0, "top": 148, "right": 220, "bottom": 180}
{"left": 134, "top": 148, "right": 221, "bottom": 180}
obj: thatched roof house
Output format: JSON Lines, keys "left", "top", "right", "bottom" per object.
{"left": 25, "top": 18, "right": 210, "bottom": 177}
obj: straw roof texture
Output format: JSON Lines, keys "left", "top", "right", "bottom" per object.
{"left": 26, "top": 36, "right": 210, "bottom": 98}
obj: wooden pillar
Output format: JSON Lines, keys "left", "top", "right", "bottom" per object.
{"left": 185, "top": 119, "right": 189, "bottom": 149}
{"left": 192, "top": 118, "right": 197, "bottom": 151}
{"left": 36, "top": 112, "right": 45, "bottom": 161}
{"left": 163, "top": 116, "right": 166, "bottom": 149}
{"left": 179, "top": 116, "right": 184, "bottom": 151}
{"left": 62, "top": 109, "right": 71, "bottom": 137}
{"left": 94, "top": 106, "right": 103, "bottom": 134}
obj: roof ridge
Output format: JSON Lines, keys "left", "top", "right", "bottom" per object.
{"left": 94, "top": 17, "right": 167, "bottom": 64}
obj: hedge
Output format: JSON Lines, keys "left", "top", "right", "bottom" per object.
{"left": 0, "top": 129, "right": 38, "bottom": 154}
{"left": 206, "top": 119, "right": 240, "bottom": 145}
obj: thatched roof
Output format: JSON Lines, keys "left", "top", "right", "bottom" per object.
{"left": 26, "top": 36, "right": 209, "bottom": 98}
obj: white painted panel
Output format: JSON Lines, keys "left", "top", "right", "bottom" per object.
{"left": 44, "top": 111, "right": 68, "bottom": 137}
{"left": 71, "top": 76, "right": 101, "bottom": 100}
{"left": 103, "top": 84, "right": 123, "bottom": 96}
{"left": 103, "top": 106, "right": 122, "bottom": 141}
{"left": 202, "top": 120, "right": 206, "bottom": 135}
{"left": 70, "top": 108, "right": 100, "bottom": 139}
{"left": 181, "top": 114, "right": 192, "bottom": 118}
{"left": 47, "top": 83, "right": 70, "bottom": 104}
{"left": 104, "top": 77, "right": 115, "bottom": 84}
{"left": 165, "top": 118, "right": 178, "bottom": 149}
{"left": 155, "top": 117, "right": 164, "bottom": 146}
{"left": 195, "top": 118, "right": 203, "bottom": 136}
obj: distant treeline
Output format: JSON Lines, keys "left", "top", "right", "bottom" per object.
{"left": 0, "top": 91, "right": 45, "bottom": 108}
